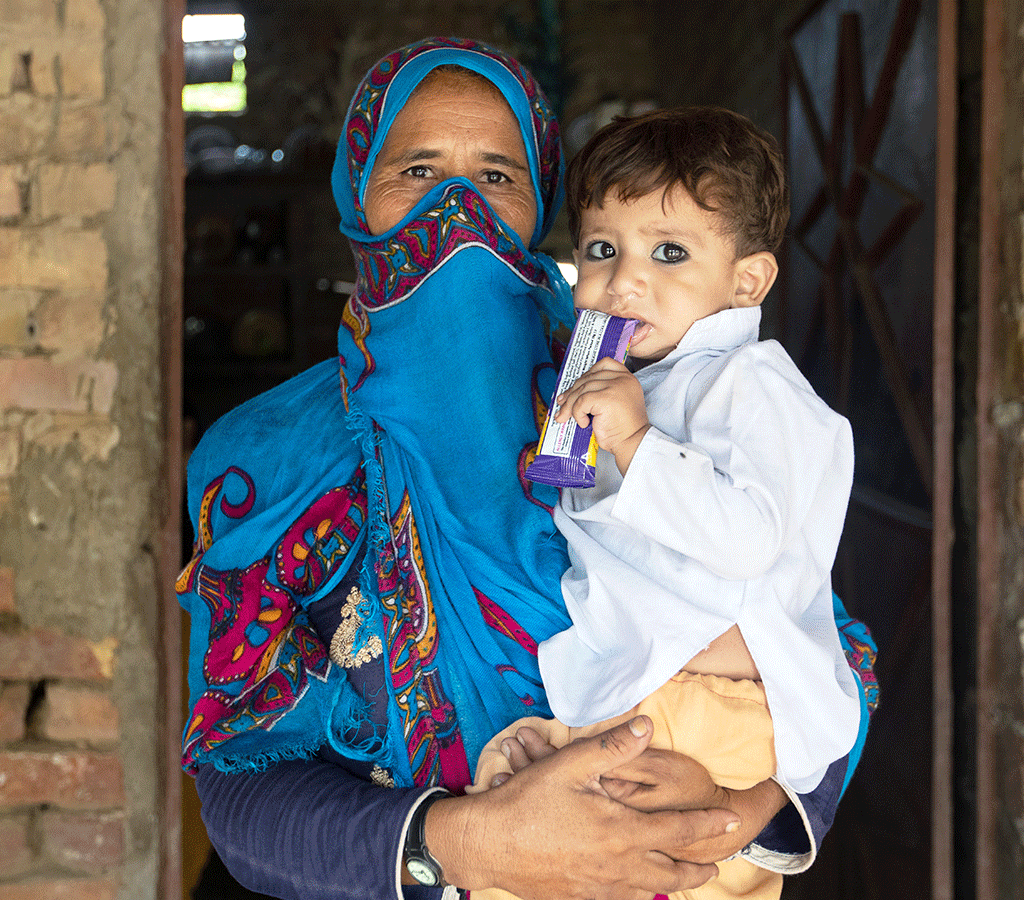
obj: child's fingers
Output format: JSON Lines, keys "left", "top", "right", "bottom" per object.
{"left": 559, "top": 385, "right": 615, "bottom": 429}
{"left": 551, "top": 391, "right": 592, "bottom": 428}
{"left": 555, "top": 367, "right": 626, "bottom": 406}
{"left": 586, "top": 357, "right": 630, "bottom": 375}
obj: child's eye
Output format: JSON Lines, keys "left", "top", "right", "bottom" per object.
{"left": 652, "top": 242, "right": 687, "bottom": 263}
{"left": 584, "top": 240, "right": 616, "bottom": 261}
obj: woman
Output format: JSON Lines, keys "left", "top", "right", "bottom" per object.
{"left": 179, "top": 37, "right": 877, "bottom": 900}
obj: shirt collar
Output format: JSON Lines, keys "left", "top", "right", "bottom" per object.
{"left": 671, "top": 305, "right": 761, "bottom": 357}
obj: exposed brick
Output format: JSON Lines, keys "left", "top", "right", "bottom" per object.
{"left": 1, "top": 27, "right": 104, "bottom": 100}
{"left": 0, "top": 164, "right": 23, "bottom": 218}
{"left": 0, "top": 96, "right": 55, "bottom": 157}
{"left": 0, "top": 303, "right": 32, "bottom": 350}
{"left": 26, "top": 41, "right": 60, "bottom": 99}
{"left": 0, "top": 308, "right": 27, "bottom": 349}
{"left": 0, "top": 226, "right": 107, "bottom": 291}
{"left": 39, "top": 809, "right": 124, "bottom": 873}
{"left": 0, "top": 750, "right": 123, "bottom": 809}
{"left": 0, "top": 566, "right": 13, "bottom": 613}
{"left": 53, "top": 102, "right": 109, "bottom": 158}
{"left": 64, "top": 0, "right": 105, "bottom": 35}
{"left": 0, "top": 46, "right": 14, "bottom": 98}
{"left": 60, "top": 37, "right": 105, "bottom": 100}
{"left": 0, "top": 630, "right": 116, "bottom": 681}
{"left": 34, "top": 684, "right": 119, "bottom": 746}
{"left": 0, "top": 681, "right": 31, "bottom": 743}
{"left": 0, "top": 812, "right": 34, "bottom": 877}
{"left": 0, "top": 357, "right": 117, "bottom": 415}
{"left": 33, "top": 291, "right": 106, "bottom": 360}
{"left": 0, "top": 425, "right": 22, "bottom": 478}
{"left": 38, "top": 165, "right": 116, "bottom": 220}
{"left": 23, "top": 412, "right": 120, "bottom": 462}
{"left": 0, "top": 876, "right": 119, "bottom": 900}
{"left": 0, "top": 0, "right": 60, "bottom": 28}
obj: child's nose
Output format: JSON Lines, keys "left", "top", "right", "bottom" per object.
{"left": 608, "top": 256, "right": 644, "bottom": 303}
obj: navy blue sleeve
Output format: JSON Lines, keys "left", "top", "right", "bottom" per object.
{"left": 194, "top": 757, "right": 431, "bottom": 900}
{"left": 740, "top": 755, "right": 846, "bottom": 874}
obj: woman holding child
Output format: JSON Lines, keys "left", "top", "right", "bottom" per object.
{"left": 179, "top": 37, "right": 876, "bottom": 900}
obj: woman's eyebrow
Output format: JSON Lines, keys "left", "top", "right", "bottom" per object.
{"left": 480, "top": 151, "right": 529, "bottom": 172}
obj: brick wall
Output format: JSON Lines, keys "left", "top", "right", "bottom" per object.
{"left": 0, "top": 0, "right": 167, "bottom": 897}
{"left": 0, "top": 583, "right": 124, "bottom": 897}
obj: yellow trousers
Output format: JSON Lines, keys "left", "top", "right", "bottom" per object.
{"left": 468, "top": 671, "right": 782, "bottom": 900}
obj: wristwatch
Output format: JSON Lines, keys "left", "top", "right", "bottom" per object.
{"left": 404, "top": 790, "right": 451, "bottom": 887}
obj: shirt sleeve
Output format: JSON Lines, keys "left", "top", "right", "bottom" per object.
{"left": 611, "top": 350, "right": 853, "bottom": 582}
{"left": 193, "top": 756, "right": 445, "bottom": 900}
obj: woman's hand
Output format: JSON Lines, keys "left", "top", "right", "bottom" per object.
{"left": 426, "top": 716, "right": 739, "bottom": 900}
{"left": 497, "top": 724, "right": 788, "bottom": 867}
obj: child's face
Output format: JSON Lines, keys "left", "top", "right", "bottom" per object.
{"left": 573, "top": 184, "right": 751, "bottom": 361}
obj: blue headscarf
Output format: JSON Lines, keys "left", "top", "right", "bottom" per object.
{"left": 178, "top": 37, "right": 575, "bottom": 789}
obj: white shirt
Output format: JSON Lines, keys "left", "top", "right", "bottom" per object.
{"left": 537, "top": 306, "right": 863, "bottom": 793}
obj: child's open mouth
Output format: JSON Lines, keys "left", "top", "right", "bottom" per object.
{"left": 630, "top": 321, "right": 653, "bottom": 345}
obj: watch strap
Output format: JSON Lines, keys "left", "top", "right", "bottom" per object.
{"left": 404, "top": 790, "right": 451, "bottom": 887}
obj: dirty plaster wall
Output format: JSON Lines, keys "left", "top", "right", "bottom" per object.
{"left": 0, "top": 0, "right": 168, "bottom": 898}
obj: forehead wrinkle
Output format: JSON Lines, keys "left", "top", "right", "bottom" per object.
{"left": 378, "top": 145, "right": 529, "bottom": 172}
{"left": 381, "top": 146, "right": 442, "bottom": 166}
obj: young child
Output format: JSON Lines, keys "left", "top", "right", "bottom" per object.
{"left": 470, "top": 107, "right": 864, "bottom": 900}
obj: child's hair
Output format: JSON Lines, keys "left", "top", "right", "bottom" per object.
{"left": 565, "top": 106, "right": 789, "bottom": 259}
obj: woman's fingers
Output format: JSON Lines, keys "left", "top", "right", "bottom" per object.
{"left": 559, "top": 716, "right": 654, "bottom": 784}
{"left": 439, "top": 718, "right": 741, "bottom": 899}
{"left": 643, "top": 850, "right": 720, "bottom": 895}
{"left": 649, "top": 806, "right": 741, "bottom": 861}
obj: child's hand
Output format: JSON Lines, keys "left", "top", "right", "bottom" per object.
{"left": 554, "top": 358, "right": 650, "bottom": 474}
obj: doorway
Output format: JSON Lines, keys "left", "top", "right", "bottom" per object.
{"left": 159, "top": 3, "right": 961, "bottom": 897}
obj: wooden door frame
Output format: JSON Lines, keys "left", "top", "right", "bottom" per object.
{"left": 975, "top": 0, "right": 1005, "bottom": 897}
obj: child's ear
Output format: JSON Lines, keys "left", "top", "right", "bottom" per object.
{"left": 732, "top": 252, "right": 778, "bottom": 308}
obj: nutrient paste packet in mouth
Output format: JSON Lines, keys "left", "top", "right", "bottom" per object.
{"left": 526, "top": 309, "right": 638, "bottom": 488}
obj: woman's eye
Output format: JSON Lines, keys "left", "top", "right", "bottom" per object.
{"left": 652, "top": 242, "right": 687, "bottom": 263}
{"left": 482, "top": 170, "right": 510, "bottom": 184}
{"left": 403, "top": 164, "right": 432, "bottom": 178}
{"left": 584, "top": 240, "right": 615, "bottom": 261}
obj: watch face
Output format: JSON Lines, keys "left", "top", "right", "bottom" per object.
{"left": 407, "top": 858, "right": 440, "bottom": 887}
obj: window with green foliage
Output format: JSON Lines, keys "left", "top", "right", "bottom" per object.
{"left": 182, "top": 13, "right": 246, "bottom": 114}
